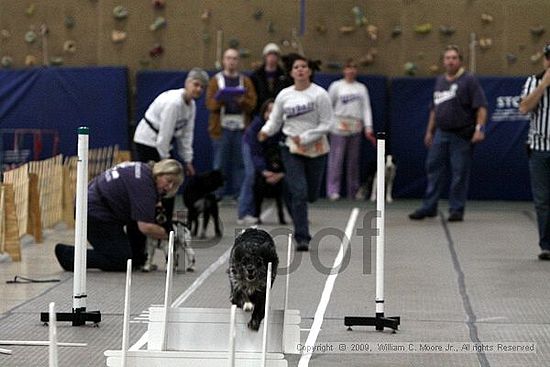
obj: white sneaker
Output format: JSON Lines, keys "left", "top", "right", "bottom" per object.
{"left": 328, "top": 193, "right": 340, "bottom": 201}
{"left": 237, "top": 215, "right": 259, "bottom": 225}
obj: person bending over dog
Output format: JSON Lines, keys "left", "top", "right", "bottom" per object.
{"left": 54, "top": 159, "right": 184, "bottom": 272}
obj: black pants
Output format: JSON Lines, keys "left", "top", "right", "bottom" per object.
{"left": 56, "top": 218, "right": 145, "bottom": 271}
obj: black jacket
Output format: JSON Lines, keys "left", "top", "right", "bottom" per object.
{"left": 249, "top": 65, "right": 291, "bottom": 115}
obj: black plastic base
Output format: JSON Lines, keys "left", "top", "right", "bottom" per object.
{"left": 40, "top": 308, "right": 101, "bottom": 326}
{"left": 344, "top": 314, "right": 401, "bottom": 332}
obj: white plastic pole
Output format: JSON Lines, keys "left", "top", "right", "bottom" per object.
{"left": 0, "top": 348, "right": 11, "bottom": 355}
{"left": 160, "top": 231, "right": 175, "bottom": 351}
{"left": 283, "top": 234, "right": 292, "bottom": 313}
{"left": 375, "top": 137, "right": 385, "bottom": 316}
{"left": 48, "top": 302, "right": 58, "bottom": 367}
{"left": 261, "top": 262, "right": 273, "bottom": 367}
{"left": 282, "top": 234, "right": 292, "bottom": 350}
{"left": 73, "top": 127, "right": 89, "bottom": 312}
{"left": 121, "top": 259, "right": 132, "bottom": 367}
{"left": 228, "top": 304, "right": 237, "bottom": 367}
{"left": 0, "top": 341, "right": 86, "bottom": 347}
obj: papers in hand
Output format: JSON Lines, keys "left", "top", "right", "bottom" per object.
{"left": 215, "top": 86, "right": 245, "bottom": 102}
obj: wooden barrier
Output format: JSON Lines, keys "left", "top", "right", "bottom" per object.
{"left": 0, "top": 145, "right": 122, "bottom": 237}
{"left": 27, "top": 173, "right": 42, "bottom": 243}
{"left": 62, "top": 157, "right": 78, "bottom": 228}
{"left": 29, "top": 155, "right": 63, "bottom": 230}
{"left": 89, "top": 145, "right": 119, "bottom": 179}
{"left": 3, "top": 164, "right": 29, "bottom": 239}
{"left": 0, "top": 184, "right": 22, "bottom": 261}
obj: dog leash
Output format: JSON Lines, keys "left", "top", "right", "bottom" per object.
{"left": 6, "top": 275, "right": 60, "bottom": 284}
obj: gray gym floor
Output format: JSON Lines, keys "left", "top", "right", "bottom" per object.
{"left": 0, "top": 199, "right": 549, "bottom": 367}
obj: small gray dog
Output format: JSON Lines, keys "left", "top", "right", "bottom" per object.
{"left": 369, "top": 155, "right": 397, "bottom": 203}
{"left": 142, "top": 220, "right": 195, "bottom": 273}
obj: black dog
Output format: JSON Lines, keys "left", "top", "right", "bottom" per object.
{"left": 183, "top": 170, "right": 224, "bottom": 238}
{"left": 253, "top": 142, "right": 286, "bottom": 224}
{"left": 228, "top": 228, "right": 278, "bottom": 331}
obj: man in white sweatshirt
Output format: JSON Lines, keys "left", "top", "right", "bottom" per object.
{"left": 326, "top": 59, "right": 376, "bottom": 200}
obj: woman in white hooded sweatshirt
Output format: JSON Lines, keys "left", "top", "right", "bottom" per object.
{"left": 259, "top": 55, "right": 334, "bottom": 251}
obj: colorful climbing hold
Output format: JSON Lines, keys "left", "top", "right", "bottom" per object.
{"left": 25, "top": 55, "right": 37, "bottom": 66}
{"left": 481, "top": 13, "right": 493, "bottom": 24}
{"left": 391, "top": 25, "right": 402, "bottom": 38}
{"left": 339, "top": 26, "right": 355, "bottom": 34}
{"left": 201, "top": 9, "right": 211, "bottom": 22}
{"left": 149, "top": 44, "right": 164, "bottom": 57}
{"left": 414, "top": 23, "right": 432, "bottom": 35}
{"left": 111, "top": 30, "right": 127, "bottom": 43}
{"left": 152, "top": 0, "right": 166, "bottom": 10}
{"left": 253, "top": 9, "right": 263, "bottom": 20}
{"left": 150, "top": 16, "right": 167, "bottom": 31}
{"left": 50, "top": 56, "right": 64, "bottom": 66}
{"left": 63, "top": 40, "right": 77, "bottom": 53}
{"left": 366, "top": 24, "right": 378, "bottom": 40}
{"left": 351, "top": 6, "right": 367, "bottom": 27}
{"left": 1, "top": 56, "right": 13, "bottom": 68}
{"left": 479, "top": 38, "right": 493, "bottom": 50}
{"left": 404, "top": 62, "right": 417, "bottom": 76}
{"left": 25, "top": 31, "right": 38, "bottom": 44}
{"left": 25, "top": 4, "right": 36, "bottom": 17}
{"left": 113, "top": 5, "right": 129, "bottom": 20}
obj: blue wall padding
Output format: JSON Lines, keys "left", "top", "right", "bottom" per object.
{"left": 2, "top": 67, "right": 530, "bottom": 201}
{"left": 0, "top": 67, "right": 129, "bottom": 157}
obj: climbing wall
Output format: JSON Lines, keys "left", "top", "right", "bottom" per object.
{"left": 0, "top": 0, "right": 548, "bottom": 76}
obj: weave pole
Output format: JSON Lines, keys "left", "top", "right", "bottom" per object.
{"left": 41, "top": 127, "right": 101, "bottom": 325}
{"left": 121, "top": 259, "right": 133, "bottom": 367}
{"left": 48, "top": 303, "right": 58, "bottom": 367}
{"left": 344, "top": 132, "right": 400, "bottom": 332}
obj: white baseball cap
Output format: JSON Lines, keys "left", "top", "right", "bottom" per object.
{"left": 262, "top": 43, "right": 281, "bottom": 56}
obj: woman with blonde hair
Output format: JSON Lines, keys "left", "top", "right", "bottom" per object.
{"left": 55, "top": 159, "right": 184, "bottom": 271}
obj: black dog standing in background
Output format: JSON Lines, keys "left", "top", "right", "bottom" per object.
{"left": 228, "top": 228, "right": 278, "bottom": 330}
{"left": 183, "top": 170, "right": 224, "bottom": 238}
{"left": 253, "top": 142, "right": 287, "bottom": 225}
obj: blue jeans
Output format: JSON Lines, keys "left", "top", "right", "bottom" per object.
{"left": 420, "top": 129, "right": 473, "bottom": 215}
{"left": 281, "top": 148, "right": 327, "bottom": 244}
{"left": 213, "top": 128, "right": 244, "bottom": 198}
{"left": 529, "top": 150, "right": 550, "bottom": 251}
{"left": 238, "top": 143, "right": 256, "bottom": 218}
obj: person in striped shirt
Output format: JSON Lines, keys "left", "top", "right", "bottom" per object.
{"left": 519, "top": 43, "right": 550, "bottom": 261}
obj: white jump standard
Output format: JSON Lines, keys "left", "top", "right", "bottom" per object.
{"left": 344, "top": 132, "right": 400, "bottom": 332}
{"left": 40, "top": 127, "right": 102, "bottom": 326}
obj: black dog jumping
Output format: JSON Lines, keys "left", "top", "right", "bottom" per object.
{"left": 228, "top": 228, "right": 278, "bottom": 331}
